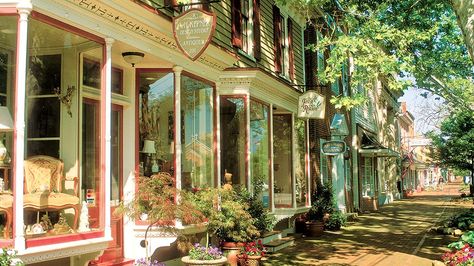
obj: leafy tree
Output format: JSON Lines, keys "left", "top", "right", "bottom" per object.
{"left": 430, "top": 110, "right": 474, "bottom": 187}
{"left": 281, "top": 0, "right": 474, "bottom": 111}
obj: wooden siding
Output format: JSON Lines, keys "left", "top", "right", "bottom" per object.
{"left": 210, "top": 0, "right": 305, "bottom": 86}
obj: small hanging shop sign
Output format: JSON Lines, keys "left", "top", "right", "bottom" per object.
{"left": 173, "top": 9, "right": 216, "bottom": 61}
{"left": 321, "top": 140, "right": 346, "bottom": 156}
{"left": 297, "top": 91, "right": 325, "bottom": 119}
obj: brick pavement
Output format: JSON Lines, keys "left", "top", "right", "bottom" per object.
{"left": 263, "top": 179, "right": 471, "bottom": 266}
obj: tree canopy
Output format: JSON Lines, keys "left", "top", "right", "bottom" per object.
{"left": 430, "top": 110, "right": 474, "bottom": 177}
{"left": 282, "top": 0, "right": 474, "bottom": 111}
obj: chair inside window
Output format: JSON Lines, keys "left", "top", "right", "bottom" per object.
{"left": 23, "top": 155, "right": 80, "bottom": 229}
{"left": 0, "top": 193, "right": 13, "bottom": 238}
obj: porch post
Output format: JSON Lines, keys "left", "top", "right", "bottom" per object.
{"left": 173, "top": 66, "right": 183, "bottom": 190}
{"left": 14, "top": 1, "right": 33, "bottom": 251}
{"left": 104, "top": 37, "right": 114, "bottom": 239}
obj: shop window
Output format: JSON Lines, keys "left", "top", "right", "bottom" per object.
{"left": 273, "top": 6, "right": 294, "bottom": 80}
{"left": 137, "top": 71, "right": 174, "bottom": 178}
{"left": 232, "top": 0, "right": 261, "bottom": 59}
{"left": 295, "top": 118, "right": 307, "bottom": 207}
{"left": 22, "top": 16, "right": 104, "bottom": 242}
{"left": 362, "top": 157, "right": 374, "bottom": 197}
{"left": 181, "top": 75, "right": 214, "bottom": 190}
{"left": 0, "top": 15, "right": 16, "bottom": 241}
{"left": 250, "top": 100, "right": 270, "bottom": 207}
{"left": 220, "top": 96, "right": 246, "bottom": 187}
{"left": 273, "top": 114, "right": 292, "bottom": 208}
{"left": 112, "top": 68, "right": 123, "bottom": 95}
{"left": 320, "top": 139, "right": 329, "bottom": 184}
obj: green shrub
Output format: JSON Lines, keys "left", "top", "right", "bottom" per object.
{"left": 325, "top": 210, "right": 346, "bottom": 231}
{"left": 308, "top": 182, "right": 335, "bottom": 221}
{"left": 444, "top": 209, "right": 474, "bottom": 230}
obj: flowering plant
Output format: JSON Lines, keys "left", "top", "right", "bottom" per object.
{"left": 188, "top": 243, "right": 223, "bottom": 260}
{"left": 240, "top": 240, "right": 266, "bottom": 257}
{"left": 442, "top": 243, "right": 474, "bottom": 266}
{"left": 133, "top": 257, "right": 165, "bottom": 266}
{"left": 0, "top": 247, "right": 24, "bottom": 266}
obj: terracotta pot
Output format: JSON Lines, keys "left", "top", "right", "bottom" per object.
{"left": 237, "top": 254, "right": 262, "bottom": 266}
{"left": 181, "top": 255, "right": 227, "bottom": 266}
{"left": 221, "top": 242, "right": 244, "bottom": 266}
{"left": 306, "top": 221, "right": 324, "bottom": 237}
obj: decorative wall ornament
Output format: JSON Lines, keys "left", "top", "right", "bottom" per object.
{"left": 54, "top": 86, "right": 75, "bottom": 117}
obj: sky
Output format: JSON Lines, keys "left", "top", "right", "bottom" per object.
{"left": 398, "top": 87, "right": 447, "bottom": 135}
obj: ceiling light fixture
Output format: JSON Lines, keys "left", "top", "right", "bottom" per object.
{"left": 122, "top": 51, "right": 145, "bottom": 67}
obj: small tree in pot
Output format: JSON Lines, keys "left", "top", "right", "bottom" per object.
{"left": 306, "top": 182, "right": 335, "bottom": 236}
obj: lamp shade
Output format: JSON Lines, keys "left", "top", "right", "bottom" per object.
{"left": 122, "top": 52, "right": 144, "bottom": 67}
{"left": 141, "top": 139, "right": 156, "bottom": 154}
{"left": 0, "top": 106, "right": 13, "bottom": 132}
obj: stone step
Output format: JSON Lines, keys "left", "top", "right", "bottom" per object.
{"left": 264, "top": 236, "right": 295, "bottom": 253}
{"left": 260, "top": 230, "right": 282, "bottom": 244}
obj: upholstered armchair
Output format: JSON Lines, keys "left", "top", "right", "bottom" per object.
{"left": 23, "top": 155, "right": 80, "bottom": 229}
{"left": 0, "top": 193, "right": 13, "bottom": 238}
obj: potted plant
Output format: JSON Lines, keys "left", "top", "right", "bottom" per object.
{"left": 306, "top": 182, "right": 335, "bottom": 236}
{"left": 115, "top": 173, "right": 207, "bottom": 262}
{"left": 0, "top": 247, "right": 24, "bottom": 266}
{"left": 191, "top": 185, "right": 260, "bottom": 266}
{"left": 181, "top": 242, "right": 227, "bottom": 266}
{"left": 324, "top": 210, "right": 346, "bottom": 231}
{"left": 236, "top": 240, "right": 266, "bottom": 266}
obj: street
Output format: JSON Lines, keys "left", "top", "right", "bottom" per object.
{"left": 263, "top": 181, "right": 470, "bottom": 266}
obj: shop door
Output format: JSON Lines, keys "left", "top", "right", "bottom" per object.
{"left": 91, "top": 106, "right": 124, "bottom": 265}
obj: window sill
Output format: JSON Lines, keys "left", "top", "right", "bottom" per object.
{"left": 237, "top": 49, "right": 256, "bottom": 63}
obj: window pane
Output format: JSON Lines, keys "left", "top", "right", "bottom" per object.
{"left": 138, "top": 72, "right": 174, "bottom": 177}
{"left": 111, "top": 108, "right": 122, "bottom": 202}
{"left": 273, "top": 114, "right": 292, "bottom": 207}
{"left": 220, "top": 97, "right": 246, "bottom": 187}
{"left": 295, "top": 118, "right": 307, "bottom": 207}
{"left": 28, "top": 54, "right": 61, "bottom": 95}
{"left": 27, "top": 97, "right": 60, "bottom": 138}
{"left": 250, "top": 100, "right": 270, "bottom": 208}
{"left": 27, "top": 140, "right": 59, "bottom": 158}
{"left": 181, "top": 76, "right": 214, "bottom": 190}
{"left": 83, "top": 58, "right": 101, "bottom": 88}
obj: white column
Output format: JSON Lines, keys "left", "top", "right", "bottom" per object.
{"left": 291, "top": 114, "right": 296, "bottom": 208}
{"left": 173, "top": 66, "right": 183, "bottom": 190}
{"left": 215, "top": 83, "right": 221, "bottom": 187}
{"left": 14, "top": 1, "right": 32, "bottom": 252}
{"left": 269, "top": 104, "right": 274, "bottom": 212}
{"left": 104, "top": 37, "right": 114, "bottom": 239}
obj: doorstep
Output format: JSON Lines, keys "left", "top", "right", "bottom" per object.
{"left": 264, "top": 236, "right": 295, "bottom": 253}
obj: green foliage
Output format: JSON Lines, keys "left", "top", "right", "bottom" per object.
{"left": 308, "top": 182, "right": 335, "bottom": 221}
{"left": 448, "top": 231, "right": 474, "bottom": 250}
{"left": 285, "top": 0, "right": 474, "bottom": 111}
{"left": 192, "top": 186, "right": 260, "bottom": 243}
{"left": 443, "top": 209, "right": 474, "bottom": 231}
{"left": 0, "top": 248, "right": 24, "bottom": 266}
{"left": 235, "top": 179, "right": 276, "bottom": 234}
{"left": 324, "top": 210, "right": 347, "bottom": 231}
{"left": 429, "top": 110, "right": 474, "bottom": 173}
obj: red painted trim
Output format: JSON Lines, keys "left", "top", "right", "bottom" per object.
{"left": 30, "top": 11, "right": 105, "bottom": 44}
{"left": 100, "top": 45, "right": 107, "bottom": 230}
{"left": 0, "top": 239, "right": 14, "bottom": 247}
{"left": 0, "top": 8, "right": 17, "bottom": 14}
{"left": 25, "top": 231, "right": 104, "bottom": 248}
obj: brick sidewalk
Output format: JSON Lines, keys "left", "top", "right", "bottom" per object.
{"left": 263, "top": 180, "right": 470, "bottom": 266}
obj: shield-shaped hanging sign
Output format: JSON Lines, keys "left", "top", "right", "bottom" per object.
{"left": 173, "top": 8, "right": 216, "bottom": 61}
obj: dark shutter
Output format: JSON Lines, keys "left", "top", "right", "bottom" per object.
{"left": 273, "top": 5, "right": 282, "bottom": 73}
{"left": 253, "top": 0, "right": 261, "bottom": 60}
{"left": 288, "top": 18, "right": 295, "bottom": 81}
{"left": 202, "top": 0, "right": 210, "bottom": 12}
{"left": 232, "top": 0, "right": 243, "bottom": 48}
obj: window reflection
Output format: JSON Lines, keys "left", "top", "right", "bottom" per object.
{"left": 220, "top": 96, "right": 246, "bottom": 187}
{"left": 250, "top": 100, "right": 270, "bottom": 207}
{"left": 273, "top": 114, "right": 292, "bottom": 208}
{"left": 295, "top": 118, "right": 307, "bottom": 207}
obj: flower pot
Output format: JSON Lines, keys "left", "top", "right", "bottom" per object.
{"left": 221, "top": 242, "right": 245, "bottom": 266}
{"left": 237, "top": 254, "right": 262, "bottom": 266}
{"left": 306, "top": 221, "right": 324, "bottom": 237}
{"left": 181, "top": 255, "right": 227, "bottom": 266}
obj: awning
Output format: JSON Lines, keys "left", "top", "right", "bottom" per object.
{"left": 359, "top": 129, "right": 400, "bottom": 158}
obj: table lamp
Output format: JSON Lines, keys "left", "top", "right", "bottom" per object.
{"left": 141, "top": 139, "right": 156, "bottom": 176}
{"left": 0, "top": 106, "right": 13, "bottom": 164}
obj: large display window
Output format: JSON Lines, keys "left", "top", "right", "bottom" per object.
{"left": 21, "top": 14, "right": 105, "bottom": 244}
{"left": 273, "top": 114, "right": 293, "bottom": 208}
{"left": 181, "top": 75, "right": 215, "bottom": 190}
{"left": 295, "top": 118, "right": 308, "bottom": 207}
{"left": 0, "top": 15, "right": 17, "bottom": 242}
{"left": 250, "top": 99, "right": 270, "bottom": 207}
{"left": 220, "top": 96, "right": 247, "bottom": 187}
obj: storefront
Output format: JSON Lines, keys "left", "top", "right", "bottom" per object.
{"left": 0, "top": 1, "right": 309, "bottom": 264}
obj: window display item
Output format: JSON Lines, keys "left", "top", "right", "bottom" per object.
{"left": 78, "top": 201, "right": 90, "bottom": 232}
